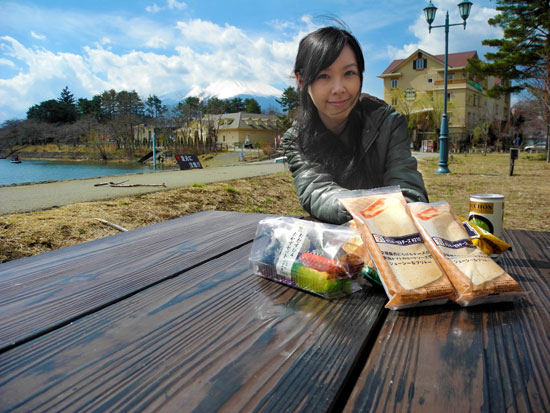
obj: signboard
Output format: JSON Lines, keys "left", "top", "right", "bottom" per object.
{"left": 175, "top": 154, "right": 203, "bottom": 170}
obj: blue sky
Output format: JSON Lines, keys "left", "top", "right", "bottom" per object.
{"left": 0, "top": 0, "right": 502, "bottom": 123}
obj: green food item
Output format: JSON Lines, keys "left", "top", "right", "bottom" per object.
{"left": 469, "top": 216, "right": 491, "bottom": 233}
{"left": 291, "top": 263, "right": 351, "bottom": 298}
{"left": 362, "top": 265, "right": 382, "bottom": 286}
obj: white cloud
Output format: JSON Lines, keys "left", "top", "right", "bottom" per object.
{"left": 146, "top": 0, "right": 186, "bottom": 13}
{"left": 30, "top": 31, "right": 46, "bottom": 40}
{"left": 146, "top": 3, "right": 161, "bottom": 13}
{"left": 0, "top": 58, "right": 16, "bottom": 68}
{"left": 383, "top": 3, "right": 501, "bottom": 62}
{"left": 0, "top": 17, "right": 312, "bottom": 121}
{"left": 167, "top": 0, "right": 187, "bottom": 10}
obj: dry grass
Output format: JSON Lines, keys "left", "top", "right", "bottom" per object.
{"left": 0, "top": 173, "right": 305, "bottom": 263}
{"left": 1, "top": 152, "right": 548, "bottom": 264}
{"left": 418, "top": 152, "right": 550, "bottom": 232}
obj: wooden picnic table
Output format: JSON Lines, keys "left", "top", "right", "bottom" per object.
{"left": 0, "top": 210, "right": 548, "bottom": 412}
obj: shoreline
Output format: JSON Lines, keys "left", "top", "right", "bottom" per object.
{"left": 0, "top": 161, "right": 288, "bottom": 216}
{"left": 0, "top": 166, "right": 179, "bottom": 188}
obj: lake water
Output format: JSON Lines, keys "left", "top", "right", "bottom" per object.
{"left": 0, "top": 158, "right": 161, "bottom": 186}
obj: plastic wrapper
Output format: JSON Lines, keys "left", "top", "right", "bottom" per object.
{"left": 409, "top": 201, "right": 524, "bottom": 306}
{"left": 459, "top": 216, "right": 512, "bottom": 257}
{"left": 343, "top": 220, "right": 382, "bottom": 286}
{"left": 249, "top": 217, "right": 363, "bottom": 299}
{"left": 339, "top": 187, "right": 455, "bottom": 310}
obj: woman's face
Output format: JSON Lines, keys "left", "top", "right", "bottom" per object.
{"left": 304, "top": 45, "right": 361, "bottom": 134}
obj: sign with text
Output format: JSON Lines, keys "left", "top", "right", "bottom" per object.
{"left": 175, "top": 154, "right": 203, "bottom": 170}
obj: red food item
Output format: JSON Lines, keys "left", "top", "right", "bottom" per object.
{"left": 300, "top": 252, "right": 345, "bottom": 275}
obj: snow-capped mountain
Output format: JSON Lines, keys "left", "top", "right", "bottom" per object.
{"left": 185, "top": 80, "right": 283, "bottom": 100}
{"left": 159, "top": 80, "right": 285, "bottom": 113}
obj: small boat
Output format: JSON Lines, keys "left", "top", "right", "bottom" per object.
{"left": 10, "top": 155, "right": 22, "bottom": 163}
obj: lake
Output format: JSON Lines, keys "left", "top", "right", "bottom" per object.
{"left": 0, "top": 158, "right": 164, "bottom": 186}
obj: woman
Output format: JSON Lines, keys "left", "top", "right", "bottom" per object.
{"left": 283, "top": 26, "right": 429, "bottom": 224}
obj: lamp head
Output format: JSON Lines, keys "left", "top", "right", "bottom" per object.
{"left": 424, "top": 1, "right": 438, "bottom": 25}
{"left": 458, "top": 0, "right": 473, "bottom": 21}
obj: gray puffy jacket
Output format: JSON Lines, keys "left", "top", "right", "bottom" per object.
{"left": 283, "top": 94, "right": 429, "bottom": 224}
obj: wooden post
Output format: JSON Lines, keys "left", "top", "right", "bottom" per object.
{"left": 509, "top": 148, "right": 519, "bottom": 176}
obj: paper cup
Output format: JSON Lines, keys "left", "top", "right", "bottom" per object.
{"left": 468, "top": 193, "right": 505, "bottom": 239}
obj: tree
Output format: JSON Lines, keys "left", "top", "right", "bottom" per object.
{"left": 58, "top": 86, "right": 76, "bottom": 105}
{"left": 467, "top": 0, "right": 550, "bottom": 161}
{"left": 145, "top": 95, "right": 167, "bottom": 119}
{"left": 204, "top": 97, "right": 228, "bottom": 114}
{"left": 27, "top": 99, "right": 76, "bottom": 123}
{"left": 100, "top": 89, "right": 118, "bottom": 119}
{"left": 276, "top": 86, "right": 299, "bottom": 113}
{"left": 173, "top": 96, "right": 206, "bottom": 144}
{"left": 244, "top": 98, "right": 261, "bottom": 114}
{"left": 57, "top": 86, "right": 78, "bottom": 122}
{"left": 227, "top": 97, "right": 246, "bottom": 113}
{"left": 77, "top": 95, "right": 103, "bottom": 120}
{"left": 99, "top": 89, "right": 144, "bottom": 149}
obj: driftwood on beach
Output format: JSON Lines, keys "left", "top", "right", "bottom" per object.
{"left": 93, "top": 180, "right": 166, "bottom": 188}
{"left": 94, "top": 180, "right": 129, "bottom": 187}
{"left": 109, "top": 183, "right": 167, "bottom": 188}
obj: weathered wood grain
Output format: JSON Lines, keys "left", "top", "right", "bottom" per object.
{"left": 0, "top": 210, "right": 267, "bottom": 351}
{"left": 344, "top": 229, "right": 550, "bottom": 413}
{"left": 0, "top": 244, "right": 388, "bottom": 412}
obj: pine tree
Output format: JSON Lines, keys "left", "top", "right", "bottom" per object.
{"left": 276, "top": 86, "right": 299, "bottom": 113}
{"left": 244, "top": 98, "right": 261, "bottom": 114}
{"left": 467, "top": 0, "right": 550, "bottom": 161}
{"left": 58, "top": 86, "right": 76, "bottom": 105}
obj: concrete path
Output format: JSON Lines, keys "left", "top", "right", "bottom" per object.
{"left": 0, "top": 162, "right": 287, "bottom": 215}
{"left": 0, "top": 151, "right": 435, "bottom": 216}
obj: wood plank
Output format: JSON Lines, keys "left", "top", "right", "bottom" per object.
{"left": 0, "top": 244, "right": 388, "bottom": 412}
{"left": 0, "top": 211, "right": 267, "bottom": 351}
{"left": 344, "top": 229, "right": 550, "bottom": 413}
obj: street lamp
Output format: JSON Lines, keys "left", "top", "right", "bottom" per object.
{"left": 424, "top": 0, "right": 473, "bottom": 174}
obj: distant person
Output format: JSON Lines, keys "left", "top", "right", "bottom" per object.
{"left": 283, "top": 26, "right": 428, "bottom": 224}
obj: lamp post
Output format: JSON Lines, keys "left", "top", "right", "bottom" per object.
{"left": 424, "top": 0, "right": 473, "bottom": 174}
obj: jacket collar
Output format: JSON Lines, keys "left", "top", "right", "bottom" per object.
{"left": 358, "top": 94, "right": 394, "bottom": 153}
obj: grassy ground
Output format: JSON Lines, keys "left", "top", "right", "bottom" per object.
{"left": 1, "top": 152, "right": 548, "bottom": 263}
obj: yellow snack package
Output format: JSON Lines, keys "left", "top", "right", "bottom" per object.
{"left": 410, "top": 201, "right": 524, "bottom": 306}
{"left": 458, "top": 216, "right": 511, "bottom": 256}
{"left": 339, "top": 187, "right": 455, "bottom": 310}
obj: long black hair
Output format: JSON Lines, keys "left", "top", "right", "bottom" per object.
{"left": 293, "top": 26, "right": 365, "bottom": 184}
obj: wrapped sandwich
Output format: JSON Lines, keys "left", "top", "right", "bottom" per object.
{"left": 340, "top": 187, "right": 455, "bottom": 309}
{"left": 409, "top": 201, "right": 524, "bottom": 306}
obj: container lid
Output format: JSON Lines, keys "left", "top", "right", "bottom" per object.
{"left": 470, "top": 193, "right": 504, "bottom": 200}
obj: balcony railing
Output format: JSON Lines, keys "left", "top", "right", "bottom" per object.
{"left": 434, "top": 78, "right": 467, "bottom": 86}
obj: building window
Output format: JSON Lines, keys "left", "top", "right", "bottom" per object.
{"left": 406, "top": 88, "right": 416, "bottom": 101}
{"left": 427, "top": 78, "right": 433, "bottom": 83}
{"left": 391, "top": 97, "right": 398, "bottom": 106}
{"left": 391, "top": 79, "right": 398, "bottom": 88}
{"left": 448, "top": 74, "right": 454, "bottom": 80}
{"left": 413, "top": 58, "right": 427, "bottom": 70}
{"left": 447, "top": 92, "right": 452, "bottom": 101}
